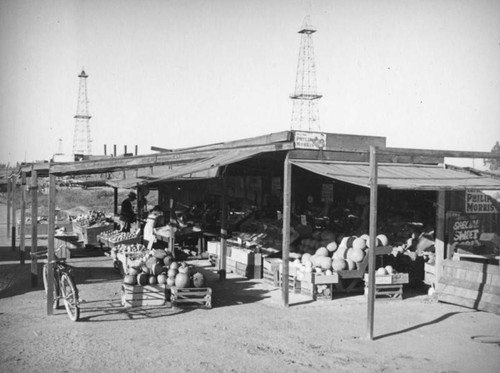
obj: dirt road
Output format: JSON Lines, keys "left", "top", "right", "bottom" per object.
{"left": 1, "top": 203, "right": 499, "bottom": 372}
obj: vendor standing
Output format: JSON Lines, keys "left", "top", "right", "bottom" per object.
{"left": 120, "top": 191, "right": 137, "bottom": 232}
{"left": 143, "top": 205, "right": 164, "bottom": 247}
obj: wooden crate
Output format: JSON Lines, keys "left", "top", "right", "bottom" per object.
{"left": 121, "top": 284, "right": 168, "bottom": 307}
{"left": 73, "top": 222, "right": 114, "bottom": 246}
{"left": 226, "top": 258, "right": 262, "bottom": 279}
{"left": 170, "top": 287, "right": 212, "bottom": 308}
{"left": 364, "top": 284, "right": 403, "bottom": 300}
{"left": 363, "top": 272, "right": 409, "bottom": 285}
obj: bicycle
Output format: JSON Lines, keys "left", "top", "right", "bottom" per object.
{"left": 34, "top": 249, "right": 81, "bottom": 321}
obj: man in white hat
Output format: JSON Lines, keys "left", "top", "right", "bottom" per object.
{"left": 119, "top": 191, "right": 137, "bottom": 232}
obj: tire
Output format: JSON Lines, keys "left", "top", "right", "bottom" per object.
{"left": 42, "top": 264, "right": 60, "bottom": 309}
{"left": 60, "top": 273, "right": 80, "bottom": 321}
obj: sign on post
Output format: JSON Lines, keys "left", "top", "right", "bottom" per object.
{"left": 465, "top": 191, "right": 497, "bottom": 214}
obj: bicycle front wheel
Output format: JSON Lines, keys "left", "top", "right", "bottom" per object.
{"left": 42, "top": 264, "right": 60, "bottom": 309}
{"left": 60, "top": 273, "right": 80, "bottom": 321}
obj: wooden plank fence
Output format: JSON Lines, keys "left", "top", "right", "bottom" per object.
{"left": 436, "top": 259, "right": 500, "bottom": 315}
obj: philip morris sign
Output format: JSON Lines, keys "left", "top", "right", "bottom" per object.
{"left": 465, "top": 191, "right": 497, "bottom": 214}
{"left": 294, "top": 132, "right": 326, "bottom": 150}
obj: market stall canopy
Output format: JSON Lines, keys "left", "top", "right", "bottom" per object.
{"left": 113, "top": 147, "right": 270, "bottom": 189}
{"left": 290, "top": 160, "right": 500, "bottom": 190}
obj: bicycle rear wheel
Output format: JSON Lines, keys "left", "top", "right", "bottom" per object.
{"left": 42, "top": 264, "right": 60, "bottom": 309}
{"left": 60, "top": 273, "right": 80, "bottom": 321}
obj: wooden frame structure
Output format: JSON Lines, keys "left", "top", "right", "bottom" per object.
{"left": 8, "top": 130, "right": 500, "bottom": 338}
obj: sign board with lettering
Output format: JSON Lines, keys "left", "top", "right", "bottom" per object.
{"left": 449, "top": 214, "right": 481, "bottom": 246}
{"left": 294, "top": 132, "right": 327, "bottom": 150}
{"left": 465, "top": 191, "right": 497, "bottom": 214}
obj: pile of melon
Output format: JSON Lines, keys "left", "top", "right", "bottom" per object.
{"left": 122, "top": 249, "right": 206, "bottom": 289}
{"left": 294, "top": 232, "right": 390, "bottom": 278}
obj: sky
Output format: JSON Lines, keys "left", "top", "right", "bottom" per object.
{"left": 1, "top": 0, "right": 500, "bottom": 167}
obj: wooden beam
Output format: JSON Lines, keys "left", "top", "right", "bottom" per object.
{"left": 11, "top": 175, "right": 17, "bottom": 250}
{"left": 219, "top": 174, "right": 228, "bottom": 279}
{"left": 30, "top": 169, "right": 38, "bottom": 287}
{"left": 20, "top": 172, "right": 26, "bottom": 264}
{"left": 288, "top": 149, "right": 443, "bottom": 164}
{"left": 367, "top": 146, "right": 378, "bottom": 340}
{"left": 47, "top": 173, "right": 56, "bottom": 315}
{"left": 7, "top": 176, "right": 11, "bottom": 238}
{"left": 435, "top": 190, "right": 446, "bottom": 283}
{"left": 382, "top": 147, "right": 500, "bottom": 159}
{"left": 281, "top": 153, "right": 292, "bottom": 307}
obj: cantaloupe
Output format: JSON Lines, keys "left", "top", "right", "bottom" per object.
{"left": 377, "top": 234, "right": 389, "bottom": 246}
{"left": 175, "top": 273, "right": 190, "bottom": 288}
{"left": 123, "top": 274, "right": 137, "bottom": 285}
{"left": 385, "top": 265, "right": 394, "bottom": 274}
{"left": 148, "top": 276, "right": 157, "bottom": 285}
{"left": 146, "top": 256, "right": 158, "bottom": 269}
{"left": 376, "top": 267, "right": 388, "bottom": 275}
{"left": 350, "top": 247, "right": 365, "bottom": 262}
{"left": 315, "top": 247, "right": 329, "bottom": 257}
{"left": 315, "top": 256, "right": 332, "bottom": 270}
{"left": 301, "top": 253, "right": 312, "bottom": 264}
{"left": 154, "top": 249, "right": 167, "bottom": 260}
{"left": 137, "top": 273, "right": 149, "bottom": 286}
{"left": 150, "top": 263, "right": 163, "bottom": 276}
{"left": 157, "top": 274, "right": 167, "bottom": 284}
{"left": 352, "top": 237, "right": 367, "bottom": 251}
{"left": 332, "top": 258, "right": 347, "bottom": 271}
{"left": 326, "top": 241, "right": 338, "bottom": 253}
{"left": 192, "top": 272, "right": 205, "bottom": 288}
{"left": 166, "top": 276, "right": 175, "bottom": 286}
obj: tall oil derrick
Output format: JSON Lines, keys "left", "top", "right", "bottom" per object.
{"left": 73, "top": 69, "right": 92, "bottom": 156}
{"left": 290, "top": 16, "right": 322, "bottom": 131}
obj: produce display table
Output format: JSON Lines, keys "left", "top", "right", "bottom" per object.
{"left": 155, "top": 226, "right": 205, "bottom": 254}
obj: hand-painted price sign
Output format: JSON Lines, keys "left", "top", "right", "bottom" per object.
{"left": 449, "top": 215, "right": 481, "bottom": 246}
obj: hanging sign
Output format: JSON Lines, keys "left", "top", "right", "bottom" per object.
{"left": 465, "top": 191, "right": 497, "bottom": 214}
{"left": 294, "top": 132, "right": 327, "bottom": 150}
{"left": 449, "top": 214, "right": 481, "bottom": 245}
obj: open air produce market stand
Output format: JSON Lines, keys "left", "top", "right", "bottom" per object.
{"left": 6, "top": 131, "right": 500, "bottom": 335}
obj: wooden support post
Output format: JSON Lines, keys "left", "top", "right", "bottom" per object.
{"left": 11, "top": 175, "right": 17, "bottom": 250}
{"left": 20, "top": 172, "right": 26, "bottom": 264}
{"left": 30, "top": 169, "right": 38, "bottom": 287}
{"left": 367, "top": 146, "right": 378, "bottom": 340}
{"left": 7, "top": 176, "right": 11, "bottom": 238}
{"left": 168, "top": 197, "right": 175, "bottom": 258}
{"left": 219, "top": 174, "right": 228, "bottom": 280}
{"left": 113, "top": 187, "right": 118, "bottom": 215}
{"left": 435, "top": 190, "right": 446, "bottom": 283}
{"left": 281, "top": 153, "right": 292, "bottom": 307}
{"left": 47, "top": 173, "right": 56, "bottom": 315}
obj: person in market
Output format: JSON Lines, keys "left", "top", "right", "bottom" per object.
{"left": 143, "top": 205, "right": 164, "bottom": 248}
{"left": 119, "top": 191, "right": 137, "bottom": 233}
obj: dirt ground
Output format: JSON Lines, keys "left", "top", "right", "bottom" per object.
{"left": 0, "top": 203, "right": 499, "bottom": 373}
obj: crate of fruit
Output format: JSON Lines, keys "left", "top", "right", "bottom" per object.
{"left": 364, "top": 272, "right": 409, "bottom": 285}
{"left": 121, "top": 284, "right": 169, "bottom": 307}
{"left": 98, "top": 230, "right": 141, "bottom": 248}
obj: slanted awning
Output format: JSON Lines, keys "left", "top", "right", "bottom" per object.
{"left": 111, "top": 147, "right": 266, "bottom": 189}
{"left": 290, "top": 160, "right": 500, "bottom": 190}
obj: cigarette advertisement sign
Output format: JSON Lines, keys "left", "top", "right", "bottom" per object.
{"left": 294, "top": 132, "right": 326, "bottom": 150}
{"left": 465, "top": 191, "right": 497, "bottom": 214}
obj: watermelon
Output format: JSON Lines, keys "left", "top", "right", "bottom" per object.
{"left": 123, "top": 274, "right": 137, "bottom": 285}
{"left": 332, "top": 258, "right": 347, "bottom": 271}
{"left": 315, "top": 247, "right": 329, "bottom": 257}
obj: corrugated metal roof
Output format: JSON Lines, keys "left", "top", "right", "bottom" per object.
{"left": 290, "top": 160, "right": 500, "bottom": 190}
{"left": 113, "top": 147, "right": 266, "bottom": 189}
